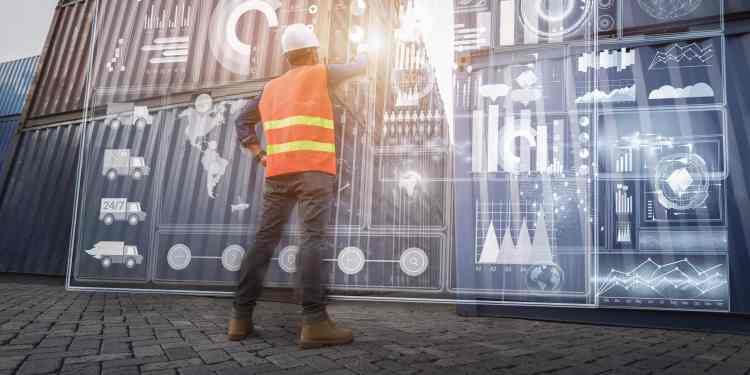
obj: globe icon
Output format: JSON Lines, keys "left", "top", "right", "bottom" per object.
{"left": 637, "top": 0, "right": 703, "bottom": 20}
{"left": 526, "top": 264, "right": 564, "bottom": 291}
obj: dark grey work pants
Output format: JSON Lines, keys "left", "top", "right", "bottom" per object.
{"left": 234, "top": 171, "right": 334, "bottom": 323}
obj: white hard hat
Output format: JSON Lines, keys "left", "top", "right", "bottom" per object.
{"left": 281, "top": 24, "right": 320, "bottom": 54}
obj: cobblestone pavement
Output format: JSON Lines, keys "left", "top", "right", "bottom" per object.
{"left": 1, "top": 276, "right": 750, "bottom": 375}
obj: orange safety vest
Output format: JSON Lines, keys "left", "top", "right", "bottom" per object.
{"left": 259, "top": 64, "right": 337, "bottom": 178}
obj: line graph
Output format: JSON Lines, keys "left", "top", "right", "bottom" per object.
{"left": 648, "top": 42, "right": 714, "bottom": 70}
{"left": 598, "top": 258, "right": 727, "bottom": 300}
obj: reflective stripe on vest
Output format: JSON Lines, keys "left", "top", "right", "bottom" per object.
{"left": 259, "top": 65, "right": 336, "bottom": 177}
{"left": 267, "top": 140, "right": 336, "bottom": 155}
{"left": 263, "top": 115, "right": 334, "bottom": 131}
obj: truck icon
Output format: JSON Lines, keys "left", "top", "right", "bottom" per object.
{"left": 99, "top": 198, "right": 147, "bottom": 226}
{"left": 85, "top": 241, "right": 143, "bottom": 269}
{"left": 105, "top": 103, "right": 154, "bottom": 129}
{"left": 102, "top": 149, "right": 150, "bottom": 181}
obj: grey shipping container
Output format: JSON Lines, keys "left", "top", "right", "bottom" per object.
{"left": 0, "top": 117, "right": 21, "bottom": 173}
{"left": 1, "top": 0, "right": 401, "bottom": 278}
{"left": 0, "top": 56, "right": 39, "bottom": 118}
{"left": 0, "top": 123, "right": 80, "bottom": 275}
{"left": 24, "top": 0, "right": 399, "bottom": 125}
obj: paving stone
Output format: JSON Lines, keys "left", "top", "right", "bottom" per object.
{"left": 287, "top": 347, "right": 338, "bottom": 359}
{"left": 198, "top": 349, "right": 230, "bottom": 364}
{"left": 164, "top": 346, "right": 198, "bottom": 361}
{"left": 37, "top": 336, "right": 72, "bottom": 347}
{"left": 141, "top": 358, "right": 204, "bottom": 371}
{"left": 9, "top": 335, "right": 45, "bottom": 346}
{"left": 16, "top": 357, "right": 61, "bottom": 374}
{"left": 142, "top": 370, "right": 177, "bottom": 375}
{"left": 244, "top": 342, "right": 274, "bottom": 352}
{"left": 65, "top": 367, "right": 101, "bottom": 375}
{"left": 135, "top": 345, "right": 165, "bottom": 358}
{"left": 191, "top": 341, "right": 242, "bottom": 352}
{"left": 177, "top": 361, "right": 239, "bottom": 375}
{"left": 705, "top": 363, "right": 750, "bottom": 375}
{"left": 216, "top": 367, "right": 260, "bottom": 375}
{"left": 26, "top": 348, "right": 99, "bottom": 360}
{"left": 312, "top": 370, "right": 356, "bottom": 375}
{"left": 266, "top": 354, "right": 304, "bottom": 369}
{"left": 4, "top": 276, "right": 750, "bottom": 375}
{"left": 101, "top": 355, "right": 169, "bottom": 369}
{"left": 337, "top": 357, "right": 380, "bottom": 374}
{"left": 64, "top": 353, "right": 132, "bottom": 365}
{"left": 0, "top": 355, "right": 25, "bottom": 371}
{"left": 102, "top": 342, "right": 132, "bottom": 354}
{"left": 69, "top": 338, "right": 102, "bottom": 350}
{"left": 102, "top": 366, "right": 141, "bottom": 375}
{"left": 300, "top": 355, "right": 341, "bottom": 371}
{"left": 230, "top": 351, "right": 267, "bottom": 366}
{"left": 60, "top": 362, "right": 101, "bottom": 375}
{"left": 257, "top": 345, "right": 301, "bottom": 358}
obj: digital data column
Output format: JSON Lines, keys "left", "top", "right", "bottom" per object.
{"left": 451, "top": 0, "right": 599, "bottom": 306}
{"left": 594, "top": 1, "right": 728, "bottom": 311}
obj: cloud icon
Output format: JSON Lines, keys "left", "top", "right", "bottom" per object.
{"left": 648, "top": 83, "right": 715, "bottom": 100}
{"left": 479, "top": 84, "right": 511, "bottom": 102}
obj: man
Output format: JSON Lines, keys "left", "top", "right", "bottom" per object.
{"left": 230, "top": 24, "right": 367, "bottom": 349}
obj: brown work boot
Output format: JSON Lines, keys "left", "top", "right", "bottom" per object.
{"left": 228, "top": 319, "right": 252, "bottom": 341}
{"left": 299, "top": 318, "right": 353, "bottom": 349}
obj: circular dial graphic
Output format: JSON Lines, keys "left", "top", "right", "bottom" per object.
{"left": 655, "top": 153, "right": 710, "bottom": 210}
{"left": 399, "top": 248, "right": 429, "bottom": 277}
{"left": 598, "top": 0, "right": 615, "bottom": 9}
{"left": 167, "top": 244, "right": 192, "bottom": 271}
{"left": 519, "top": 0, "right": 593, "bottom": 39}
{"left": 221, "top": 245, "right": 245, "bottom": 272}
{"left": 209, "top": 0, "right": 281, "bottom": 75}
{"left": 598, "top": 14, "right": 615, "bottom": 32}
{"left": 278, "top": 245, "right": 299, "bottom": 274}
{"left": 337, "top": 247, "right": 366, "bottom": 275}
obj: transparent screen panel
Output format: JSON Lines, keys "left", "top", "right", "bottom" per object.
{"left": 67, "top": 0, "right": 730, "bottom": 313}
{"left": 450, "top": 0, "right": 598, "bottom": 306}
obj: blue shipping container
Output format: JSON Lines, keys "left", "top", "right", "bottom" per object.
{"left": 0, "top": 56, "right": 39, "bottom": 117}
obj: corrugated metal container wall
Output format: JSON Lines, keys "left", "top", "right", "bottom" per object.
{"left": 91, "top": 0, "right": 318, "bottom": 107}
{"left": 1, "top": 0, "right": 397, "bottom": 278}
{"left": 0, "top": 124, "right": 80, "bottom": 275}
{"left": 0, "top": 117, "right": 21, "bottom": 170}
{"left": 26, "top": 0, "right": 95, "bottom": 120}
{"left": 26, "top": 0, "right": 324, "bottom": 121}
{"left": 0, "top": 57, "right": 40, "bottom": 117}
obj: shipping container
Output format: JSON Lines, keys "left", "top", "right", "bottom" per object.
{"left": 24, "top": 0, "right": 399, "bottom": 126}
{"left": 24, "top": 0, "right": 95, "bottom": 123}
{"left": 0, "top": 117, "right": 21, "bottom": 173}
{"left": 5, "top": 0, "right": 750, "bottom": 334}
{"left": 60, "top": 0, "right": 455, "bottom": 297}
{"left": 0, "top": 56, "right": 39, "bottom": 118}
{"left": 0, "top": 123, "right": 80, "bottom": 275}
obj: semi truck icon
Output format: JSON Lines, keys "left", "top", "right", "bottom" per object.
{"left": 99, "top": 198, "right": 147, "bottom": 226}
{"left": 85, "top": 241, "right": 143, "bottom": 269}
{"left": 105, "top": 103, "right": 154, "bottom": 129}
{"left": 102, "top": 149, "right": 150, "bottom": 180}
